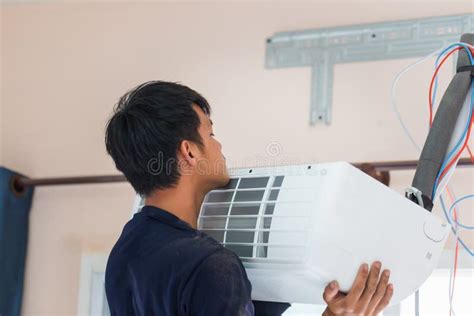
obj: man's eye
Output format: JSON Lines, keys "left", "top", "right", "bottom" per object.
{"left": 210, "top": 133, "right": 215, "bottom": 136}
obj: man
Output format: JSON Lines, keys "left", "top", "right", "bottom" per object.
{"left": 104, "top": 81, "right": 393, "bottom": 315}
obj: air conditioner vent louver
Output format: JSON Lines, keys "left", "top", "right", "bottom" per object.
{"left": 199, "top": 174, "right": 309, "bottom": 262}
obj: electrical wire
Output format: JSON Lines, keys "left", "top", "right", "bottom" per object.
{"left": 430, "top": 43, "right": 474, "bottom": 121}
{"left": 391, "top": 43, "right": 474, "bottom": 202}
{"left": 390, "top": 43, "right": 474, "bottom": 316}
{"left": 391, "top": 44, "right": 474, "bottom": 255}
{"left": 466, "top": 146, "right": 474, "bottom": 162}
{"left": 429, "top": 45, "right": 474, "bottom": 204}
{"left": 440, "top": 196, "right": 474, "bottom": 257}
{"left": 446, "top": 187, "right": 460, "bottom": 316}
{"left": 391, "top": 43, "right": 474, "bottom": 154}
{"left": 441, "top": 190, "right": 474, "bottom": 316}
{"left": 429, "top": 44, "right": 474, "bottom": 199}
{"left": 433, "top": 81, "right": 474, "bottom": 199}
{"left": 429, "top": 46, "right": 463, "bottom": 126}
{"left": 428, "top": 43, "right": 474, "bottom": 200}
{"left": 439, "top": 107, "right": 473, "bottom": 180}
{"left": 448, "top": 194, "right": 474, "bottom": 230}
{"left": 391, "top": 49, "right": 443, "bottom": 152}
{"left": 415, "top": 289, "right": 420, "bottom": 316}
{"left": 440, "top": 191, "right": 474, "bottom": 316}
{"left": 432, "top": 82, "right": 473, "bottom": 200}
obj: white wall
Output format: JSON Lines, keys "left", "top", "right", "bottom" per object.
{"left": 1, "top": 1, "right": 473, "bottom": 315}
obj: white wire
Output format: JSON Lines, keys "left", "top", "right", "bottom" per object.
{"left": 447, "top": 187, "right": 459, "bottom": 316}
{"left": 389, "top": 45, "right": 471, "bottom": 316}
{"left": 444, "top": 186, "right": 459, "bottom": 316}
{"left": 415, "top": 289, "right": 420, "bottom": 316}
{"left": 430, "top": 43, "right": 474, "bottom": 199}
{"left": 390, "top": 50, "right": 437, "bottom": 316}
{"left": 433, "top": 88, "right": 472, "bottom": 202}
{"left": 435, "top": 158, "right": 460, "bottom": 202}
{"left": 391, "top": 43, "right": 474, "bottom": 155}
{"left": 390, "top": 49, "right": 443, "bottom": 152}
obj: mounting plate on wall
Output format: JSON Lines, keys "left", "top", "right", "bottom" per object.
{"left": 265, "top": 14, "right": 474, "bottom": 125}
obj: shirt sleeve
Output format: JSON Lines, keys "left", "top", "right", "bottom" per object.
{"left": 181, "top": 248, "right": 255, "bottom": 316}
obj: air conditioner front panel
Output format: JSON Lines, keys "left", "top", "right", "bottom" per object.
{"left": 198, "top": 162, "right": 450, "bottom": 306}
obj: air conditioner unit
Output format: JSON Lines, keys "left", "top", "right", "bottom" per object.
{"left": 197, "top": 161, "right": 450, "bottom": 306}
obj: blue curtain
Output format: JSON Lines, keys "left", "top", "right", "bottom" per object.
{"left": 0, "top": 167, "right": 34, "bottom": 316}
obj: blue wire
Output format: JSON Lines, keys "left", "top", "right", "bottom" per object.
{"left": 432, "top": 43, "right": 474, "bottom": 107}
{"left": 432, "top": 44, "right": 474, "bottom": 163}
{"left": 440, "top": 195, "right": 473, "bottom": 257}
{"left": 432, "top": 80, "right": 474, "bottom": 198}
{"left": 432, "top": 44, "right": 473, "bottom": 164}
{"left": 431, "top": 43, "right": 474, "bottom": 198}
{"left": 449, "top": 194, "right": 474, "bottom": 230}
{"left": 436, "top": 42, "right": 474, "bottom": 66}
{"left": 425, "top": 45, "right": 473, "bottom": 314}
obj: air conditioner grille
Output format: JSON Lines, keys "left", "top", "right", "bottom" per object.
{"left": 199, "top": 175, "right": 309, "bottom": 263}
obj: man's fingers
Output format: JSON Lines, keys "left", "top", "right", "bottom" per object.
{"left": 372, "top": 283, "right": 394, "bottom": 316}
{"left": 365, "top": 268, "right": 390, "bottom": 315}
{"left": 357, "top": 262, "right": 383, "bottom": 311}
{"left": 323, "top": 281, "right": 340, "bottom": 303}
{"left": 323, "top": 281, "right": 348, "bottom": 315}
{"left": 342, "top": 263, "right": 370, "bottom": 311}
{"left": 323, "top": 263, "right": 393, "bottom": 316}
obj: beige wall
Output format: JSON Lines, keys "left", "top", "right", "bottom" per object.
{"left": 1, "top": 1, "right": 473, "bottom": 315}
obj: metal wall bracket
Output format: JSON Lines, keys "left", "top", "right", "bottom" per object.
{"left": 265, "top": 14, "right": 474, "bottom": 125}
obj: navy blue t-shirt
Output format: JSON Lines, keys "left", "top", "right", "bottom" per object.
{"left": 105, "top": 205, "right": 290, "bottom": 316}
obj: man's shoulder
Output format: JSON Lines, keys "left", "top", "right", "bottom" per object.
{"left": 108, "top": 213, "right": 217, "bottom": 257}
{"left": 107, "top": 218, "right": 230, "bottom": 273}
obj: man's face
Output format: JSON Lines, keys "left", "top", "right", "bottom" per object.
{"left": 192, "top": 104, "right": 230, "bottom": 190}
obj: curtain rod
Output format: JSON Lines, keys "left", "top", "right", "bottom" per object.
{"left": 12, "top": 158, "right": 473, "bottom": 191}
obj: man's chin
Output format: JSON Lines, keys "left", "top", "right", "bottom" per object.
{"left": 211, "top": 173, "right": 230, "bottom": 190}
{"left": 219, "top": 174, "right": 231, "bottom": 187}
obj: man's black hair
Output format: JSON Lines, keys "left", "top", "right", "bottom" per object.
{"left": 105, "top": 81, "right": 211, "bottom": 196}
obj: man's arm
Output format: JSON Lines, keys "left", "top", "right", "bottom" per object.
{"left": 322, "top": 261, "right": 393, "bottom": 316}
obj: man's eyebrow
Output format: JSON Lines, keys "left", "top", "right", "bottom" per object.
{"left": 210, "top": 119, "right": 213, "bottom": 126}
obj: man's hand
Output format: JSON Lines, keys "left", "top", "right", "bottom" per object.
{"left": 322, "top": 261, "right": 393, "bottom": 316}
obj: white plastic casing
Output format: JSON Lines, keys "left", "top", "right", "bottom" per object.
{"left": 197, "top": 162, "right": 450, "bottom": 306}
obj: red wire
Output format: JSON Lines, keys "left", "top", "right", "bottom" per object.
{"left": 439, "top": 114, "right": 473, "bottom": 181}
{"left": 447, "top": 128, "right": 474, "bottom": 312}
{"left": 422, "top": 46, "right": 474, "bottom": 316}
{"left": 443, "top": 113, "right": 474, "bottom": 316}
{"left": 428, "top": 48, "right": 474, "bottom": 315}
{"left": 429, "top": 46, "right": 474, "bottom": 182}
{"left": 429, "top": 47, "right": 463, "bottom": 127}
{"left": 467, "top": 146, "right": 474, "bottom": 163}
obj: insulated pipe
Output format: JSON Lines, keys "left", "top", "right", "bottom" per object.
{"left": 411, "top": 33, "right": 473, "bottom": 211}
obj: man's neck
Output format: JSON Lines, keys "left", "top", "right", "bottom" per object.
{"left": 144, "top": 181, "right": 207, "bottom": 229}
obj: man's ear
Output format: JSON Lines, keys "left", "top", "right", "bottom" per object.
{"left": 178, "top": 140, "right": 197, "bottom": 166}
